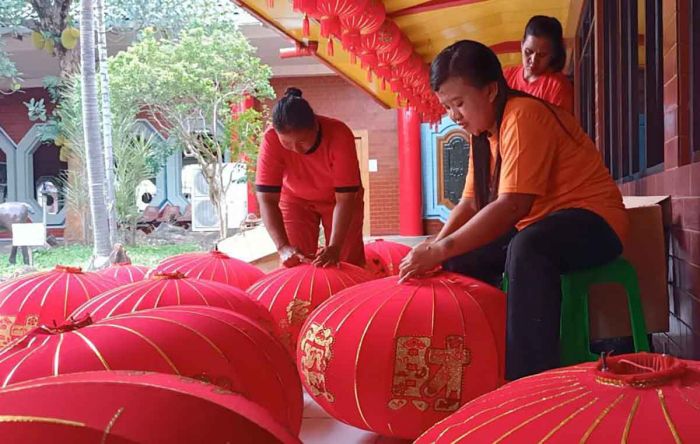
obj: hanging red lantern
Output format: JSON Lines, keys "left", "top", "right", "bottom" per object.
{"left": 151, "top": 250, "right": 264, "bottom": 290}
{"left": 0, "top": 306, "right": 303, "bottom": 434}
{"left": 416, "top": 352, "right": 700, "bottom": 443}
{"left": 97, "top": 262, "right": 149, "bottom": 285}
{"left": 0, "top": 371, "right": 301, "bottom": 443}
{"left": 296, "top": 272, "right": 506, "bottom": 439}
{"left": 357, "top": 19, "right": 401, "bottom": 69}
{"left": 340, "top": 0, "right": 385, "bottom": 53}
{"left": 70, "top": 271, "right": 275, "bottom": 331}
{"left": 315, "top": 0, "right": 369, "bottom": 56}
{"left": 247, "top": 263, "right": 373, "bottom": 354}
{"left": 0, "top": 265, "right": 116, "bottom": 348}
{"left": 292, "top": 0, "right": 318, "bottom": 37}
{"left": 376, "top": 34, "right": 413, "bottom": 70}
{"left": 364, "top": 239, "right": 411, "bottom": 277}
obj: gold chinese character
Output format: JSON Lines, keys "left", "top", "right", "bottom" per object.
{"left": 299, "top": 323, "right": 335, "bottom": 402}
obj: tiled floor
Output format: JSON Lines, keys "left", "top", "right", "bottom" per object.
{"left": 299, "top": 393, "right": 413, "bottom": 444}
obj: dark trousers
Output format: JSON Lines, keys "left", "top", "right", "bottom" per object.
{"left": 443, "top": 209, "right": 623, "bottom": 380}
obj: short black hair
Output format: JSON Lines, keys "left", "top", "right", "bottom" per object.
{"left": 272, "top": 87, "right": 315, "bottom": 132}
{"left": 523, "top": 15, "right": 567, "bottom": 73}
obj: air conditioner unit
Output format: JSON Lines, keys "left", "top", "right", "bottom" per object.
{"left": 189, "top": 163, "right": 248, "bottom": 232}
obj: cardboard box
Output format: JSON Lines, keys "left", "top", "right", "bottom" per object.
{"left": 588, "top": 196, "right": 670, "bottom": 339}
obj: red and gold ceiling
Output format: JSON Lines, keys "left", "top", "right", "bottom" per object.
{"left": 234, "top": 0, "right": 583, "bottom": 116}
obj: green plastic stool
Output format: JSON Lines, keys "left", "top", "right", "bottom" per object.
{"left": 502, "top": 257, "right": 650, "bottom": 366}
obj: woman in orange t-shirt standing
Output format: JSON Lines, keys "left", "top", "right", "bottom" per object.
{"left": 256, "top": 88, "right": 365, "bottom": 268}
{"left": 504, "top": 15, "right": 573, "bottom": 113}
{"left": 399, "top": 41, "right": 628, "bottom": 381}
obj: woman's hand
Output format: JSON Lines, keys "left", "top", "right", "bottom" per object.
{"left": 398, "top": 241, "right": 445, "bottom": 283}
{"left": 278, "top": 245, "right": 310, "bottom": 268}
{"left": 312, "top": 245, "right": 341, "bottom": 267}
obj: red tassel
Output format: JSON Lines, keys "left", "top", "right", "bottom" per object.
{"left": 327, "top": 38, "right": 334, "bottom": 56}
{"left": 302, "top": 15, "right": 310, "bottom": 37}
{"left": 366, "top": 69, "right": 372, "bottom": 82}
{"left": 267, "top": 0, "right": 274, "bottom": 7}
{"left": 381, "top": 77, "right": 386, "bottom": 91}
{"left": 350, "top": 53, "right": 357, "bottom": 65}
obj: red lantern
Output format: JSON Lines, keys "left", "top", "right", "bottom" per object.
{"left": 151, "top": 250, "right": 264, "bottom": 290}
{"left": 247, "top": 263, "right": 373, "bottom": 354}
{"left": 0, "top": 265, "right": 116, "bottom": 348}
{"left": 340, "top": 0, "right": 385, "bottom": 52}
{"left": 416, "top": 352, "right": 700, "bottom": 443}
{"left": 292, "top": 0, "right": 317, "bottom": 37}
{"left": 97, "top": 262, "right": 149, "bottom": 285}
{"left": 358, "top": 19, "right": 401, "bottom": 69}
{"left": 0, "top": 371, "right": 300, "bottom": 443}
{"left": 364, "top": 239, "right": 411, "bottom": 277}
{"left": 71, "top": 271, "right": 275, "bottom": 331}
{"left": 296, "top": 272, "right": 506, "bottom": 439}
{"left": 315, "top": 0, "right": 369, "bottom": 56}
{"left": 376, "top": 34, "right": 413, "bottom": 71}
{"left": 0, "top": 305, "right": 303, "bottom": 434}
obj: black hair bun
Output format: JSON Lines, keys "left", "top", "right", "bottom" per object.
{"left": 284, "top": 87, "right": 303, "bottom": 98}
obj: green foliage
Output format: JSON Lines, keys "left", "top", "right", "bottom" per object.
{"left": 0, "top": 40, "right": 22, "bottom": 93}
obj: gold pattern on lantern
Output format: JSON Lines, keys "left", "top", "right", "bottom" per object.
{"left": 299, "top": 323, "right": 335, "bottom": 402}
{"left": 390, "top": 335, "right": 471, "bottom": 413}
{"left": 286, "top": 299, "right": 312, "bottom": 325}
{"left": 0, "top": 314, "right": 39, "bottom": 347}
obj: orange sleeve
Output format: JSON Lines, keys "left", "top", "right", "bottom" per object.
{"left": 498, "top": 107, "right": 557, "bottom": 196}
{"left": 461, "top": 136, "right": 475, "bottom": 198}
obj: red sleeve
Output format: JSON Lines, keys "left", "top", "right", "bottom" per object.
{"left": 542, "top": 75, "right": 574, "bottom": 114}
{"left": 330, "top": 122, "right": 361, "bottom": 192}
{"left": 255, "top": 128, "right": 285, "bottom": 193}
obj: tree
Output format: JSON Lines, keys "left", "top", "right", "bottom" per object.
{"left": 80, "top": 0, "right": 111, "bottom": 268}
{"left": 0, "top": 40, "right": 22, "bottom": 94}
{"left": 109, "top": 26, "right": 273, "bottom": 239}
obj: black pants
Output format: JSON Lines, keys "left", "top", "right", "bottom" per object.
{"left": 443, "top": 209, "right": 623, "bottom": 380}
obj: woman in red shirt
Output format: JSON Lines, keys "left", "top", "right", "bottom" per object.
{"left": 504, "top": 15, "right": 573, "bottom": 112}
{"left": 256, "top": 88, "right": 365, "bottom": 268}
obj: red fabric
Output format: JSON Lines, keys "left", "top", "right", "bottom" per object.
{"left": 0, "top": 371, "right": 300, "bottom": 444}
{"left": 504, "top": 65, "right": 574, "bottom": 113}
{"left": 97, "top": 263, "right": 149, "bottom": 285}
{"left": 151, "top": 250, "right": 264, "bottom": 290}
{"left": 255, "top": 115, "right": 362, "bottom": 203}
{"left": 296, "top": 272, "right": 506, "bottom": 439}
{"left": 0, "top": 306, "right": 302, "bottom": 434}
{"left": 247, "top": 263, "right": 373, "bottom": 355}
{"left": 0, "top": 266, "right": 117, "bottom": 348}
{"left": 415, "top": 352, "right": 700, "bottom": 444}
{"left": 279, "top": 193, "right": 365, "bottom": 266}
{"left": 363, "top": 239, "right": 411, "bottom": 277}
{"left": 70, "top": 272, "right": 275, "bottom": 333}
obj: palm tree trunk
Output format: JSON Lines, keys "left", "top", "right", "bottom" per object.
{"left": 80, "top": 0, "right": 112, "bottom": 265}
{"left": 95, "top": 0, "right": 119, "bottom": 245}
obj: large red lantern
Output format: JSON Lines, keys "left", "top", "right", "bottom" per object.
{"left": 97, "top": 262, "right": 149, "bottom": 285}
{"left": 0, "top": 371, "right": 300, "bottom": 443}
{"left": 247, "top": 263, "right": 373, "bottom": 354}
{"left": 70, "top": 271, "right": 275, "bottom": 331}
{"left": 0, "top": 265, "right": 116, "bottom": 348}
{"left": 151, "top": 250, "right": 264, "bottom": 290}
{"left": 364, "top": 239, "right": 411, "bottom": 277}
{"left": 296, "top": 272, "right": 506, "bottom": 439}
{"left": 416, "top": 352, "right": 700, "bottom": 443}
{"left": 340, "top": 0, "right": 385, "bottom": 54}
{"left": 376, "top": 35, "right": 413, "bottom": 71}
{"left": 0, "top": 305, "right": 303, "bottom": 434}
{"left": 315, "top": 0, "right": 369, "bottom": 55}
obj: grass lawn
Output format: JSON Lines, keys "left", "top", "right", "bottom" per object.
{"left": 0, "top": 243, "right": 202, "bottom": 278}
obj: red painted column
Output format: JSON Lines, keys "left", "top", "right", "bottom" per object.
{"left": 231, "top": 95, "right": 259, "bottom": 216}
{"left": 397, "top": 107, "right": 423, "bottom": 236}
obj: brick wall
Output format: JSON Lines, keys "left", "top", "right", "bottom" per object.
{"left": 0, "top": 87, "right": 52, "bottom": 144}
{"left": 268, "top": 76, "right": 400, "bottom": 235}
{"left": 616, "top": 0, "right": 700, "bottom": 358}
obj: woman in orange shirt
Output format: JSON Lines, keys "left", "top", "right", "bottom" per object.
{"left": 504, "top": 15, "right": 573, "bottom": 113}
{"left": 399, "top": 41, "right": 628, "bottom": 380}
{"left": 256, "top": 88, "right": 365, "bottom": 268}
